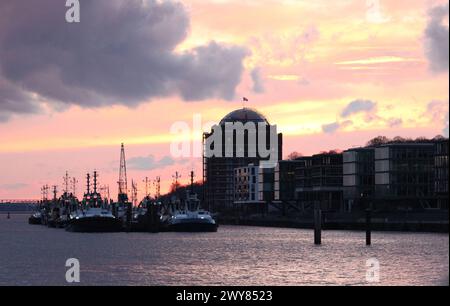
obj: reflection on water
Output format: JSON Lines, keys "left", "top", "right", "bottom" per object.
{"left": 0, "top": 215, "right": 448, "bottom": 286}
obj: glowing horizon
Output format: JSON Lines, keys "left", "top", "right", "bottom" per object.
{"left": 0, "top": 0, "right": 448, "bottom": 199}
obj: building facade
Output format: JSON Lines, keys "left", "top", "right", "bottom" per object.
{"left": 295, "top": 153, "right": 343, "bottom": 212}
{"left": 435, "top": 139, "right": 449, "bottom": 209}
{"left": 234, "top": 164, "right": 260, "bottom": 204}
{"left": 374, "top": 143, "right": 436, "bottom": 210}
{"left": 203, "top": 108, "right": 282, "bottom": 212}
{"left": 343, "top": 147, "right": 375, "bottom": 212}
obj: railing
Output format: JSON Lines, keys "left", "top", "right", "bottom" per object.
{"left": 0, "top": 200, "right": 39, "bottom": 204}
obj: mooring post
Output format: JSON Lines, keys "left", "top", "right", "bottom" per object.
{"left": 314, "top": 202, "right": 322, "bottom": 245}
{"left": 366, "top": 208, "right": 371, "bottom": 246}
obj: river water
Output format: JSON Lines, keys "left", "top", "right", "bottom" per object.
{"left": 0, "top": 214, "right": 448, "bottom": 286}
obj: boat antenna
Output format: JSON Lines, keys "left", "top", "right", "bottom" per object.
{"left": 52, "top": 185, "right": 58, "bottom": 200}
{"left": 131, "top": 180, "right": 138, "bottom": 207}
{"left": 143, "top": 177, "right": 151, "bottom": 197}
{"left": 86, "top": 173, "right": 90, "bottom": 195}
{"left": 93, "top": 170, "right": 98, "bottom": 194}
{"left": 71, "top": 177, "right": 78, "bottom": 197}
{"left": 63, "top": 171, "right": 69, "bottom": 194}
{"left": 41, "top": 185, "right": 49, "bottom": 201}
{"left": 154, "top": 176, "right": 161, "bottom": 200}
{"left": 172, "top": 171, "right": 181, "bottom": 192}
{"left": 190, "top": 170, "right": 195, "bottom": 194}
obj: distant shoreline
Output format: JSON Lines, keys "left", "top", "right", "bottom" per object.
{"left": 2, "top": 209, "right": 448, "bottom": 233}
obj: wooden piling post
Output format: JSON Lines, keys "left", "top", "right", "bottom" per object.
{"left": 314, "top": 203, "right": 322, "bottom": 245}
{"left": 366, "top": 209, "right": 371, "bottom": 246}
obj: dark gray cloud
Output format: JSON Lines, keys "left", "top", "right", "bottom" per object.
{"left": 0, "top": 0, "right": 249, "bottom": 119}
{"left": 0, "top": 77, "right": 41, "bottom": 121}
{"left": 128, "top": 155, "right": 175, "bottom": 171}
{"left": 250, "top": 67, "right": 265, "bottom": 94}
{"left": 341, "top": 99, "right": 377, "bottom": 117}
{"left": 424, "top": 3, "right": 449, "bottom": 73}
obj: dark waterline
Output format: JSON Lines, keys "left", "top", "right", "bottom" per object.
{"left": 0, "top": 215, "right": 448, "bottom": 286}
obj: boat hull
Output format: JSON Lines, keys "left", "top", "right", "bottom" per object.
{"left": 168, "top": 220, "right": 218, "bottom": 232}
{"left": 28, "top": 215, "right": 42, "bottom": 225}
{"left": 66, "top": 216, "right": 123, "bottom": 233}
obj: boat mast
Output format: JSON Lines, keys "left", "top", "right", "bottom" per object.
{"left": 93, "top": 170, "right": 98, "bottom": 194}
{"left": 143, "top": 177, "right": 150, "bottom": 197}
{"left": 71, "top": 177, "right": 78, "bottom": 197}
{"left": 52, "top": 185, "right": 58, "bottom": 201}
{"left": 63, "top": 171, "right": 70, "bottom": 194}
{"left": 131, "top": 179, "right": 138, "bottom": 207}
{"left": 190, "top": 171, "right": 195, "bottom": 195}
{"left": 154, "top": 176, "right": 161, "bottom": 200}
{"left": 86, "top": 173, "right": 90, "bottom": 195}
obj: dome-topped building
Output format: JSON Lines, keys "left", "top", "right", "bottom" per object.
{"left": 203, "top": 107, "right": 283, "bottom": 213}
{"left": 219, "top": 107, "right": 269, "bottom": 125}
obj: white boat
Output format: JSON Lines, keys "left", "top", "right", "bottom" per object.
{"left": 167, "top": 190, "right": 218, "bottom": 232}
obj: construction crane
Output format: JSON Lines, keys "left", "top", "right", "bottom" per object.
{"left": 117, "top": 143, "right": 128, "bottom": 203}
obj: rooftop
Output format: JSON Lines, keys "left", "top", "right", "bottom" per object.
{"left": 219, "top": 107, "right": 269, "bottom": 125}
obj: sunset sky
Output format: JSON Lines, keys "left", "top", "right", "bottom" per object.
{"left": 0, "top": 0, "right": 448, "bottom": 199}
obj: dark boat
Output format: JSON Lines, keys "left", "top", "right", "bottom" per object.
{"left": 132, "top": 196, "right": 161, "bottom": 232}
{"left": 28, "top": 212, "right": 42, "bottom": 225}
{"left": 66, "top": 208, "right": 123, "bottom": 232}
{"left": 66, "top": 171, "right": 123, "bottom": 233}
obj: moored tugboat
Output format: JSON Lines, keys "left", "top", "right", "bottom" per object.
{"left": 28, "top": 211, "right": 42, "bottom": 225}
{"left": 167, "top": 171, "right": 218, "bottom": 232}
{"left": 66, "top": 172, "right": 122, "bottom": 233}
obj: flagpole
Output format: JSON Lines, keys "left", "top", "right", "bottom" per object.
{"left": 242, "top": 97, "right": 248, "bottom": 109}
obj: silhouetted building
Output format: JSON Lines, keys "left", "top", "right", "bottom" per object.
{"left": 374, "top": 143, "right": 435, "bottom": 210}
{"left": 435, "top": 139, "right": 449, "bottom": 209}
{"left": 343, "top": 147, "right": 375, "bottom": 212}
{"left": 258, "top": 166, "right": 275, "bottom": 206}
{"left": 203, "top": 108, "right": 282, "bottom": 212}
{"left": 273, "top": 159, "right": 304, "bottom": 214}
{"left": 295, "top": 152, "right": 343, "bottom": 211}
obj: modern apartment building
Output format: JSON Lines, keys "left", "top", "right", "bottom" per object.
{"left": 374, "top": 143, "right": 436, "bottom": 210}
